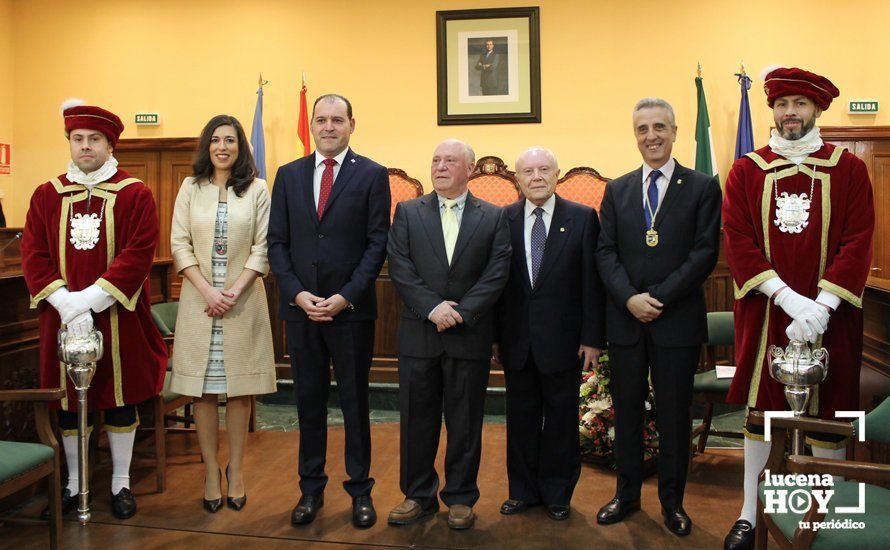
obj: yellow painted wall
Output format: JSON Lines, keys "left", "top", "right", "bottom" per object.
{"left": 0, "top": 0, "right": 14, "bottom": 213}
{"left": 6, "top": 0, "right": 890, "bottom": 226}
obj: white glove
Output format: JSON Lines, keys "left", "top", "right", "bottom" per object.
{"left": 786, "top": 319, "right": 818, "bottom": 343}
{"left": 773, "top": 288, "right": 829, "bottom": 334}
{"left": 816, "top": 289, "right": 841, "bottom": 312}
{"left": 80, "top": 284, "right": 116, "bottom": 313}
{"left": 46, "top": 286, "right": 69, "bottom": 309}
{"left": 66, "top": 311, "right": 94, "bottom": 338}
{"left": 50, "top": 289, "right": 91, "bottom": 324}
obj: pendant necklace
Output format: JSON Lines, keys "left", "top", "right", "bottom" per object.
{"left": 773, "top": 166, "right": 816, "bottom": 234}
{"left": 211, "top": 177, "right": 228, "bottom": 256}
{"left": 644, "top": 186, "right": 658, "bottom": 247}
{"left": 69, "top": 189, "right": 107, "bottom": 250}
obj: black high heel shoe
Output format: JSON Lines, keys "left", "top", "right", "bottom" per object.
{"left": 225, "top": 465, "right": 247, "bottom": 511}
{"left": 203, "top": 469, "right": 223, "bottom": 513}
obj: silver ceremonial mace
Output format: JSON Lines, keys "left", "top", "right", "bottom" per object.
{"left": 768, "top": 340, "right": 829, "bottom": 455}
{"left": 57, "top": 328, "right": 103, "bottom": 525}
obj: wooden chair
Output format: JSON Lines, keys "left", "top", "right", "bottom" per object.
{"left": 691, "top": 311, "right": 741, "bottom": 454}
{"left": 145, "top": 302, "right": 194, "bottom": 493}
{"left": 387, "top": 168, "right": 424, "bottom": 221}
{"left": 0, "top": 387, "right": 66, "bottom": 550}
{"left": 556, "top": 166, "right": 610, "bottom": 211}
{"left": 751, "top": 398, "right": 890, "bottom": 549}
{"left": 468, "top": 156, "right": 520, "bottom": 206}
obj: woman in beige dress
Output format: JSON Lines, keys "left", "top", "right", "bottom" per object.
{"left": 170, "top": 115, "right": 276, "bottom": 512}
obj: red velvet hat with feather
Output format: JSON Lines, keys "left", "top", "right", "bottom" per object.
{"left": 61, "top": 98, "right": 124, "bottom": 146}
{"left": 763, "top": 67, "right": 840, "bottom": 111}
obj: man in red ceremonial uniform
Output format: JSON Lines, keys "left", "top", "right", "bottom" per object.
{"left": 721, "top": 69, "right": 875, "bottom": 549}
{"left": 21, "top": 100, "right": 166, "bottom": 520}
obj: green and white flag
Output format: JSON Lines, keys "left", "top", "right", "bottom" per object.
{"left": 694, "top": 75, "right": 719, "bottom": 182}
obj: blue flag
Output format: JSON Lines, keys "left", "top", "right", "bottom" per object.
{"left": 734, "top": 73, "right": 754, "bottom": 160}
{"left": 250, "top": 86, "right": 266, "bottom": 180}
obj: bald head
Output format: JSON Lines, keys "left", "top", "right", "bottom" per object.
{"left": 431, "top": 139, "right": 476, "bottom": 199}
{"left": 516, "top": 146, "right": 559, "bottom": 172}
{"left": 516, "top": 146, "right": 560, "bottom": 206}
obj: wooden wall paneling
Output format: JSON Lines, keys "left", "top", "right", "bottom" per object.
{"left": 162, "top": 151, "right": 196, "bottom": 299}
{"left": 866, "top": 143, "right": 890, "bottom": 290}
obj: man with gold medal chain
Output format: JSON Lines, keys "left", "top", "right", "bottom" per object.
{"left": 596, "top": 98, "right": 722, "bottom": 536}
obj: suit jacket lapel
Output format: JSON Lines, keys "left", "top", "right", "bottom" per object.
{"left": 418, "top": 192, "right": 450, "bottom": 269}
{"left": 508, "top": 200, "right": 532, "bottom": 291}
{"left": 626, "top": 167, "right": 647, "bottom": 231}
{"left": 301, "top": 156, "right": 318, "bottom": 228}
{"left": 533, "top": 195, "right": 571, "bottom": 291}
{"left": 318, "top": 149, "right": 358, "bottom": 222}
{"left": 449, "top": 192, "right": 484, "bottom": 269}
{"left": 654, "top": 162, "right": 690, "bottom": 231}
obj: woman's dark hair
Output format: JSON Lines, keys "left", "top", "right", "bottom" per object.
{"left": 192, "top": 114, "right": 258, "bottom": 197}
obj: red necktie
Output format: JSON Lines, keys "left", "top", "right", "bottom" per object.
{"left": 317, "top": 158, "right": 337, "bottom": 219}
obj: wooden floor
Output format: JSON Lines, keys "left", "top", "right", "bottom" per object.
{"left": 1, "top": 424, "right": 751, "bottom": 549}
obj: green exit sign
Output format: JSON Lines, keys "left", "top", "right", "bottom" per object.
{"left": 135, "top": 113, "right": 160, "bottom": 125}
{"left": 848, "top": 100, "right": 878, "bottom": 114}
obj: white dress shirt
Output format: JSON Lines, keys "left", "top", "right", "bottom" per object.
{"left": 436, "top": 191, "right": 468, "bottom": 225}
{"left": 313, "top": 148, "right": 350, "bottom": 207}
{"left": 641, "top": 157, "right": 676, "bottom": 220}
{"left": 524, "top": 194, "right": 555, "bottom": 281}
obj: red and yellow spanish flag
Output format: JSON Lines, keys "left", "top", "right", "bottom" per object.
{"left": 297, "top": 78, "right": 311, "bottom": 156}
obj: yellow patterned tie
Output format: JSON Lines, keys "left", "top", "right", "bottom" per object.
{"left": 442, "top": 198, "right": 459, "bottom": 264}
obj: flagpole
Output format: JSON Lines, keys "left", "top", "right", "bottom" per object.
{"left": 251, "top": 73, "right": 268, "bottom": 179}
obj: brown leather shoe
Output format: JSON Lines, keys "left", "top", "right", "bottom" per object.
{"left": 447, "top": 504, "right": 475, "bottom": 530}
{"left": 387, "top": 498, "right": 438, "bottom": 525}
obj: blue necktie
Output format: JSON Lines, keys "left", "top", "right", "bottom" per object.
{"left": 531, "top": 207, "right": 546, "bottom": 286}
{"left": 644, "top": 169, "right": 662, "bottom": 228}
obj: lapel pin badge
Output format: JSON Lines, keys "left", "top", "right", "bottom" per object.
{"left": 560, "top": 227, "right": 565, "bottom": 232}
{"left": 677, "top": 178, "right": 683, "bottom": 185}
{"left": 350, "top": 158, "right": 356, "bottom": 163}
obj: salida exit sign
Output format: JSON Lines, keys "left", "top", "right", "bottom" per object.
{"left": 848, "top": 100, "right": 878, "bottom": 114}
{"left": 135, "top": 113, "right": 160, "bottom": 125}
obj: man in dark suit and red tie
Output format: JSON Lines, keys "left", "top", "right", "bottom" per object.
{"left": 495, "top": 146, "right": 605, "bottom": 521}
{"left": 268, "top": 94, "right": 391, "bottom": 528}
{"left": 595, "top": 98, "right": 721, "bottom": 536}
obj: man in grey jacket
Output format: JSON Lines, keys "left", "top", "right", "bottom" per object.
{"left": 386, "top": 139, "right": 511, "bottom": 530}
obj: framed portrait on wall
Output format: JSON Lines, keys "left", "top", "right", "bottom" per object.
{"left": 436, "top": 7, "right": 541, "bottom": 125}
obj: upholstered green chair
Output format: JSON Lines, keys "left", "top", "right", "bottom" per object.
{"left": 692, "top": 311, "right": 739, "bottom": 453}
{"left": 0, "top": 387, "right": 66, "bottom": 550}
{"left": 146, "top": 301, "right": 193, "bottom": 493}
{"left": 752, "top": 398, "right": 890, "bottom": 549}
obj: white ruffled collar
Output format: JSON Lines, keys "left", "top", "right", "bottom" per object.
{"left": 66, "top": 155, "right": 119, "bottom": 187}
{"left": 768, "top": 127, "right": 823, "bottom": 165}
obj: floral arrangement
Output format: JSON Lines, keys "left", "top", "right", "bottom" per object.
{"left": 579, "top": 351, "right": 659, "bottom": 462}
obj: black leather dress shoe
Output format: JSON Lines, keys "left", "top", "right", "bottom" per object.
{"left": 204, "top": 496, "right": 223, "bottom": 513}
{"left": 596, "top": 498, "right": 641, "bottom": 524}
{"left": 352, "top": 495, "right": 376, "bottom": 528}
{"left": 724, "top": 519, "right": 755, "bottom": 550}
{"left": 547, "top": 505, "right": 570, "bottom": 521}
{"left": 224, "top": 466, "right": 247, "bottom": 511}
{"left": 111, "top": 488, "right": 137, "bottom": 519}
{"left": 500, "top": 499, "right": 537, "bottom": 515}
{"left": 662, "top": 506, "right": 692, "bottom": 536}
{"left": 291, "top": 493, "right": 324, "bottom": 525}
{"left": 227, "top": 495, "right": 247, "bottom": 511}
{"left": 41, "top": 488, "right": 79, "bottom": 520}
